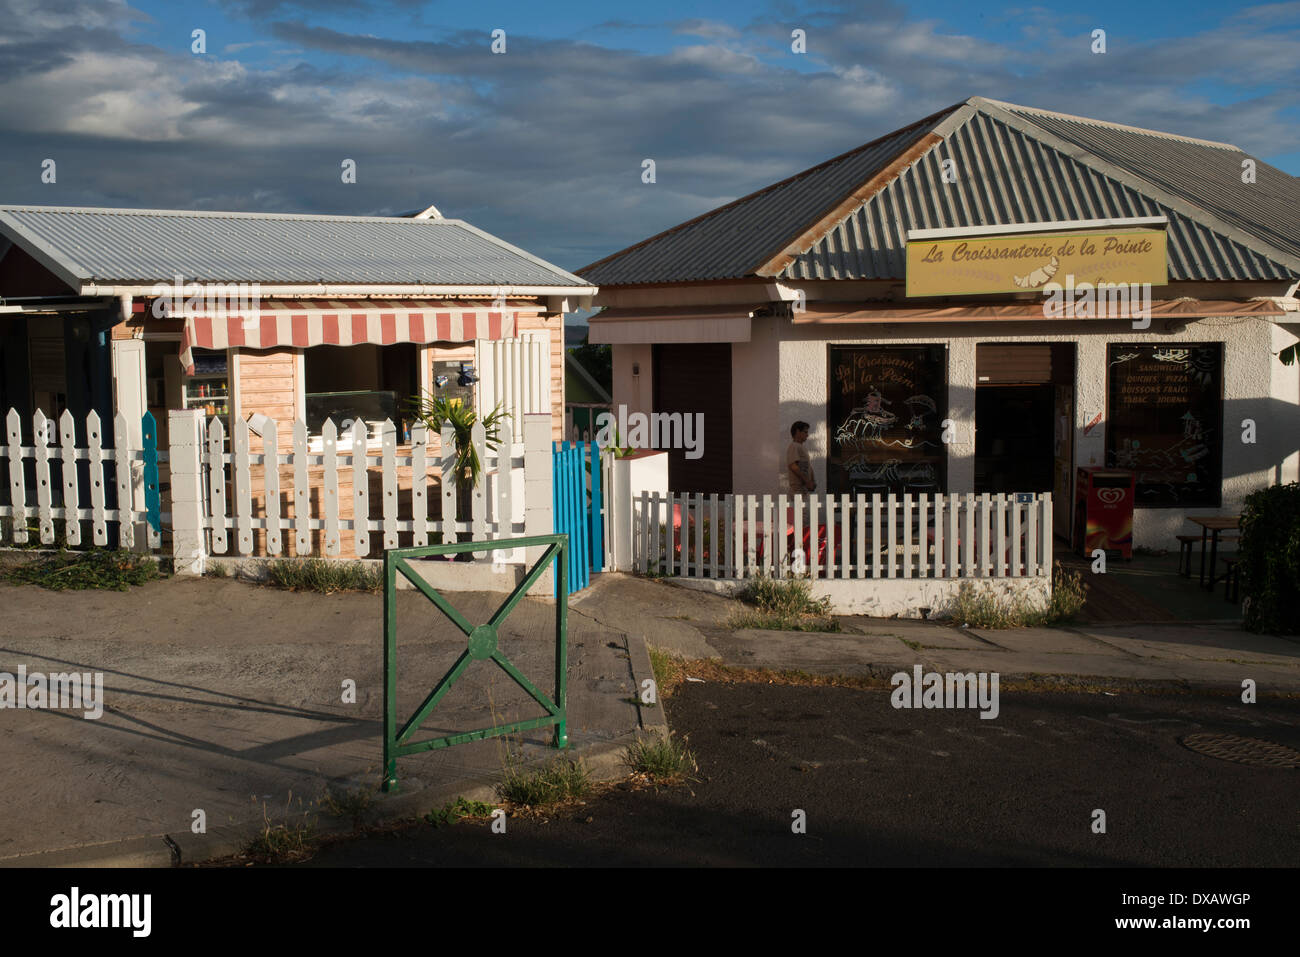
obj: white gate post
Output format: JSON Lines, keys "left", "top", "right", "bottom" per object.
{"left": 169, "top": 409, "right": 207, "bottom": 576}
{"left": 523, "top": 413, "right": 554, "bottom": 592}
{"left": 111, "top": 338, "right": 148, "bottom": 550}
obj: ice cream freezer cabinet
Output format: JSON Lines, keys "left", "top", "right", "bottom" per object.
{"left": 1075, "top": 467, "right": 1135, "bottom": 559}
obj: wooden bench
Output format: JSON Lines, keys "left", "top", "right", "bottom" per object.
{"left": 1177, "top": 533, "right": 1240, "bottom": 578}
{"left": 1221, "top": 557, "right": 1240, "bottom": 603}
{"left": 1175, "top": 534, "right": 1199, "bottom": 577}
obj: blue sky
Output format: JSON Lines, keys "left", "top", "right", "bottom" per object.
{"left": 2, "top": 0, "right": 1297, "bottom": 276}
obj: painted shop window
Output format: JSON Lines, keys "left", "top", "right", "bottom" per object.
{"left": 1105, "top": 343, "right": 1223, "bottom": 507}
{"left": 827, "top": 345, "right": 948, "bottom": 496}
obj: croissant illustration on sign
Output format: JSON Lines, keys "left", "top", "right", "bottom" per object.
{"left": 1012, "top": 255, "right": 1059, "bottom": 289}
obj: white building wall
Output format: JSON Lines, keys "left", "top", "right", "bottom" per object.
{"left": 731, "top": 316, "right": 783, "bottom": 493}
{"left": 766, "top": 315, "right": 1299, "bottom": 549}
{"left": 611, "top": 343, "right": 653, "bottom": 423}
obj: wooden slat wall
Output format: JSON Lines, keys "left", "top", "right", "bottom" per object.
{"left": 236, "top": 348, "right": 298, "bottom": 450}
{"left": 515, "top": 312, "right": 565, "bottom": 440}
{"left": 976, "top": 344, "right": 1051, "bottom": 384}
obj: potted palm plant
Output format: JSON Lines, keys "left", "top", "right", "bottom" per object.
{"left": 408, "top": 395, "right": 510, "bottom": 551}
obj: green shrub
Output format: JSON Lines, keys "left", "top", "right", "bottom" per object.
{"left": 1238, "top": 482, "right": 1300, "bottom": 635}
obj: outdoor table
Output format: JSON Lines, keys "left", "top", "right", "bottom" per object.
{"left": 1186, "top": 515, "right": 1241, "bottom": 590}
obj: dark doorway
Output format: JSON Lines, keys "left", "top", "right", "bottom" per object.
{"left": 652, "top": 343, "right": 732, "bottom": 493}
{"left": 974, "top": 343, "right": 1074, "bottom": 504}
{"left": 975, "top": 386, "right": 1055, "bottom": 492}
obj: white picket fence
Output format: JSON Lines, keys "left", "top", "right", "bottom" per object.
{"left": 196, "top": 414, "right": 534, "bottom": 559}
{"left": 636, "top": 491, "right": 1053, "bottom": 580}
{"left": 0, "top": 408, "right": 164, "bottom": 550}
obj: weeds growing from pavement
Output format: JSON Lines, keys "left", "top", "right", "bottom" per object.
{"left": 729, "top": 574, "right": 840, "bottom": 632}
{"left": 4, "top": 548, "right": 165, "bottom": 591}
{"left": 243, "top": 792, "right": 318, "bottom": 864}
{"left": 425, "top": 797, "right": 496, "bottom": 827}
{"left": 320, "top": 784, "right": 376, "bottom": 830}
{"left": 648, "top": 645, "right": 689, "bottom": 698}
{"left": 265, "top": 558, "right": 381, "bottom": 593}
{"left": 623, "top": 733, "right": 697, "bottom": 782}
{"left": 496, "top": 757, "right": 592, "bottom": 807}
{"left": 950, "top": 561, "right": 1088, "bottom": 628}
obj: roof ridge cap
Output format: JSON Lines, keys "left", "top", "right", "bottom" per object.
{"left": 970, "top": 96, "right": 1240, "bottom": 151}
{"left": 0, "top": 204, "right": 461, "bottom": 223}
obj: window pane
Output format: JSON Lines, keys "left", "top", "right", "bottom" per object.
{"left": 1106, "top": 343, "right": 1222, "bottom": 507}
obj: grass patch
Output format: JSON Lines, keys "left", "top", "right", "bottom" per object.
{"left": 950, "top": 561, "right": 1088, "bottom": 629}
{"left": 648, "top": 645, "right": 691, "bottom": 698}
{"left": 204, "top": 562, "right": 230, "bottom": 578}
{"left": 3, "top": 548, "right": 165, "bottom": 591}
{"left": 496, "top": 757, "right": 592, "bottom": 808}
{"left": 265, "top": 558, "right": 382, "bottom": 593}
{"left": 623, "top": 733, "right": 697, "bottom": 782}
{"left": 425, "top": 797, "right": 496, "bottom": 828}
{"left": 728, "top": 574, "right": 840, "bottom": 632}
{"left": 242, "top": 794, "right": 318, "bottom": 864}
{"left": 244, "top": 820, "right": 317, "bottom": 863}
{"left": 320, "top": 784, "right": 376, "bottom": 830}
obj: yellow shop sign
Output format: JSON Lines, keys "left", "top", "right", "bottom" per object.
{"left": 906, "top": 224, "right": 1167, "bottom": 297}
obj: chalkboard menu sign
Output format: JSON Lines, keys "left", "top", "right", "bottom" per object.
{"left": 827, "top": 345, "right": 947, "bottom": 495}
{"left": 1106, "top": 343, "right": 1222, "bottom": 507}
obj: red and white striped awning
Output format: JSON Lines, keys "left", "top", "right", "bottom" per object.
{"left": 178, "top": 298, "right": 522, "bottom": 374}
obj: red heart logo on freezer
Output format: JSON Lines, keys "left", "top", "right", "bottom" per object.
{"left": 1097, "top": 488, "right": 1125, "bottom": 505}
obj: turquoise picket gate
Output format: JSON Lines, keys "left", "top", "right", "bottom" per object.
{"left": 552, "top": 440, "right": 604, "bottom": 596}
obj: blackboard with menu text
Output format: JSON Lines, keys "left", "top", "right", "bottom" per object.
{"left": 1106, "top": 343, "right": 1222, "bottom": 507}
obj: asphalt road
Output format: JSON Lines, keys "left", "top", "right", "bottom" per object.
{"left": 292, "top": 684, "right": 1300, "bottom": 867}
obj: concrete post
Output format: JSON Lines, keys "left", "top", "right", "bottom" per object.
{"left": 169, "top": 409, "right": 207, "bottom": 576}
{"left": 111, "top": 338, "right": 148, "bottom": 550}
{"left": 611, "top": 450, "right": 668, "bottom": 571}
{"left": 523, "top": 412, "right": 554, "bottom": 592}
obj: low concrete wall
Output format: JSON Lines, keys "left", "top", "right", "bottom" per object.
{"left": 672, "top": 574, "right": 1051, "bottom": 619}
{"left": 204, "top": 553, "right": 555, "bottom": 596}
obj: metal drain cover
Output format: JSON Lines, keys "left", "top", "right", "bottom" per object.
{"left": 1181, "top": 733, "right": 1300, "bottom": 769}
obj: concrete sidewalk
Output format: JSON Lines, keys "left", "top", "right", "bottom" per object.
{"left": 576, "top": 574, "right": 1300, "bottom": 695}
{"left": 0, "top": 577, "right": 662, "bottom": 866}
{"left": 3, "top": 570, "right": 1295, "bottom": 866}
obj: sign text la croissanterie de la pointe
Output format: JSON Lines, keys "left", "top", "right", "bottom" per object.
{"left": 905, "top": 225, "right": 1167, "bottom": 298}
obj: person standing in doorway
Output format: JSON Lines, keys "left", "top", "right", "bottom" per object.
{"left": 786, "top": 421, "right": 815, "bottom": 493}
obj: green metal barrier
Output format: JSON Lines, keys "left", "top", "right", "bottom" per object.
{"left": 382, "top": 534, "right": 568, "bottom": 792}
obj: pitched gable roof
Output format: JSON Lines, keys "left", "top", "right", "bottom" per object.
{"left": 0, "top": 205, "right": 595, "bottom": 292}
{"left": 580, "top": 97, "right": 1300, "bottom": 287}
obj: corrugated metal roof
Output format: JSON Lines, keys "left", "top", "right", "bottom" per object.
{"left": 579, "top": 107, "right": 956, "bottom": 286}
{"left": 1001, "top": 105, "right": 1300, "bottom": 261}
{"left": 783, "top": 110, "right": 1296, "bottom": 282}
{"left": 0, "top": 206, "right": 592, "bottom": 289}
{"left": 581, "top": 97, "right": 1300, "bottom": 286}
